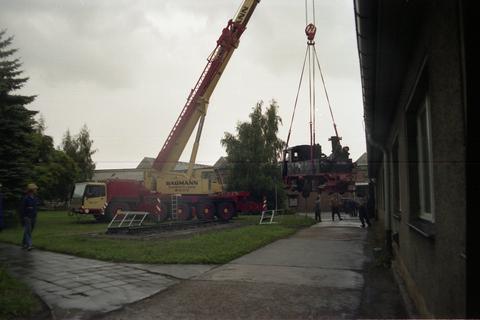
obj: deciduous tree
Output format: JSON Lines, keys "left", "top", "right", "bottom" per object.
{"left": 221, "top": 100, "right": 285, "bottom": 207}
{"left": 62, "top": 125, "right": 96, "bottom": 181}
{"left": 30, "top": 119, "right": 79, "bottom": 204}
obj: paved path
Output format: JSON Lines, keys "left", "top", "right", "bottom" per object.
{"left": 0, "top": 244, "right": 215, "bottom": 320}
{"left": 2, "top": 212, "right": 405, "bottom": 319}
{"left": 100, "top": 213, "right": 380, "bottom": 320}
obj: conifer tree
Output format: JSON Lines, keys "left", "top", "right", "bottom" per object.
{"left": 0, "top": 30, "right": 37, "bottom": 206}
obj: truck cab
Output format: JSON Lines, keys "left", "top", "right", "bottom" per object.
{"left": 70, "top": 182, "right": 107, "bottom": 216}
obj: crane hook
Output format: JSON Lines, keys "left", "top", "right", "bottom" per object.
{"left": 305, "top": 23, "right": 316, "bottom": 43}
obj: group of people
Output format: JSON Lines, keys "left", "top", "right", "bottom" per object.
{"left": 314, "top": 192, "right": 372, "bottom": 228}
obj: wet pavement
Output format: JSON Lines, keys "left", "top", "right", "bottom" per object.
{"left": 0, "top": 243, "right": 215, "bottom": 319}
{"left": 99, "top": 212, "right": 399, "bottom": 320}
{"left": 1, "top": 212, "right": 407, "bottom": 319}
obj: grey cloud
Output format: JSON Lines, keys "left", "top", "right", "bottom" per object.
{"left": 0, "top": 0, "right": 365, "bottom": 168}
{"left": 1, "top": 0, "right": 165, "bottom": 89}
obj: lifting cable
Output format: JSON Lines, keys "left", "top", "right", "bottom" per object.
{"left": 313, "top": 46, "right": 339, "bottom": 137}
{"left": 308, "top": 33, "right": 313, "bottom": 149}
{"left": 286, "top": 46, "right": 309, "bottom": 148}
{"left": 304, "top": 0, "right": 316, "bottom": 26}
{"left": 285, "top": 0, "right": 339, "bottom": 150}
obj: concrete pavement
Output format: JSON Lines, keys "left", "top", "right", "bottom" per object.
{"left": 0, "top": 243, "right": 215, "bottom": 320}
{"left": 99, "top": 212, "right": 405, "bottom": 319}
{"left": 1, "top": 212, "right": 406, "bottom": 319}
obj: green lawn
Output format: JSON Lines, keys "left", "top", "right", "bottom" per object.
{"left": 0, "top": 266, "right": 41, "bottom": 320}
{"left": 0, "top": 211, "right": 315, "bottom": 264}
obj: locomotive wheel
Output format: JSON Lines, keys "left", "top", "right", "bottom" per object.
{"left": 176, "top": 203, "right": 192, "bottom": 221}
{"left": 196, "top": 202, "right": 215, "bottom": 220}
{"left": 216, "top": 202, "right": 235, "bottom": 221}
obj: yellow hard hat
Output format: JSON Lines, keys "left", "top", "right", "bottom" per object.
{"left": 27, "top": 183, "right": 38, "bottom": 190}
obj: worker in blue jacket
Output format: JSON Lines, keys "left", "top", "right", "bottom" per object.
{"left": 21, "top": 183, "right": 39, "bottom": 250}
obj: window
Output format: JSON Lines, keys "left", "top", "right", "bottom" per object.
{"left": 72, "top": 183, "right": 87, "bottom": 199}
{"left": 391, "top": 137, "right": 401, "bottom": 215}
{"left": 406, "top": 63, "right": 435, "bottom": 227}
{"left": 416, "top": 95, "right": 434, "bottom": 221}
{"left": 288, "top": 196, "right": 298, "bottom": 207}
{"left": 85, "top": 185, "right": 105, "bottom": 198}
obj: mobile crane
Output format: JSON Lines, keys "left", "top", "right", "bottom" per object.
{"left": 70, "top": 0, "right": 262, "bottom": 222}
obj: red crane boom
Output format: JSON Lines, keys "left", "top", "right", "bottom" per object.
{"left": 153, "top": 0, "right": 260, "bottom": 174}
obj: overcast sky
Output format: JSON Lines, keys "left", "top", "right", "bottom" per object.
{"left": 1, "top": 0, "right": 365, "bottom": 169}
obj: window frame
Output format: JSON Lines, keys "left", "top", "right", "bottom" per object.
{"left": 390, "top": 136, "right": 401, "bottom": 216}
{"left": 416, "top": 94, "right": 435, "bottom": 222}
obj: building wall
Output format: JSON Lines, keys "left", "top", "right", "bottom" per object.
{"left": 377, "top": 2, "right": 466, "bottom": 317}
{"left": 375, "top": 165, "right": 385, "bottom": 228}
{"left": 354, "top": 168, "right": 368, "bottom": 184}
{"left": 287, "top": 190, "right": 358, "bottom": 214}
{"left": 289, "top": 191, "right": 331, "bottom": 213}
{"left": 353, "top": 162, "right": 368, "bottom": 184}
{"left": 92, "top": 169, "right": 144, "bottom": 182}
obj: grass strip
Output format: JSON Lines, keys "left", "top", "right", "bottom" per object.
{"left": 0, "top": 265, "right": 41, "bottom": 320}
{"left": 0, "top": 212, "right": 315, "bottom": 264}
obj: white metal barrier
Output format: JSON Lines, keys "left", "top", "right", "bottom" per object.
{"left": 259, "top": 209, "right": 284, "bottom": 225}
{"left": 107, "top": 211, "right": 150, "bottom": 230}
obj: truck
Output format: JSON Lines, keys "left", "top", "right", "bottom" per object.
{"left": 70, "top": 0, "right": 262, "bottom": 222}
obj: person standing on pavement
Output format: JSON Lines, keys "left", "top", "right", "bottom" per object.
{"left": 349, "top": 199, "right": 358, "bottom": 217}
{"left": 314, "top": 195, "right": 322, "bottom": 222}
{"left": 358, "top": 196, "right": 371, "bottom": 228}
{"left": 21, "top": 183, "right": 39, "bottom": 250}
{"left": 330, "top": 192, "right": 342, "bottom": 221}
